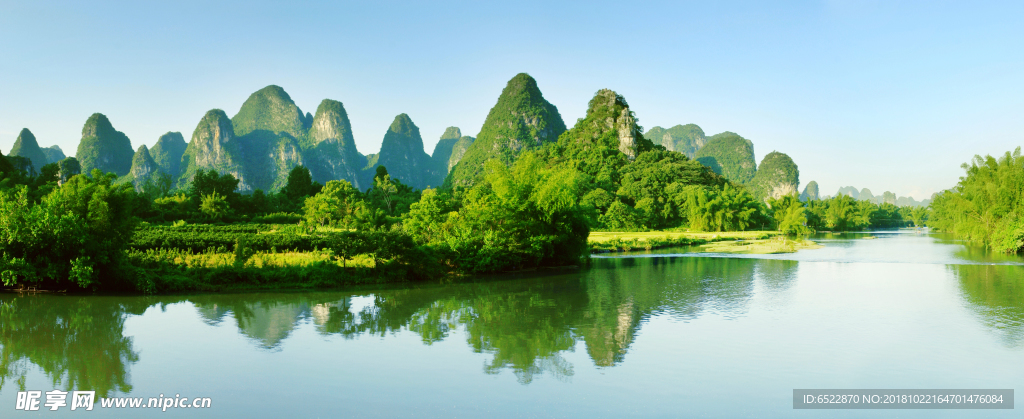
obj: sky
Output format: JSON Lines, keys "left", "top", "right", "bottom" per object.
{"left": 1, "top": 0, "right": 1022, "bottom": 200}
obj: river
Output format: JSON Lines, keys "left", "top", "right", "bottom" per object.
{"left": 2, "top": 230, "right": 1022, "bottom": 417}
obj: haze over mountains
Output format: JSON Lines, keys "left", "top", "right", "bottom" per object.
{"left": 4, "top": 72, "right": 891, "bottom": 204}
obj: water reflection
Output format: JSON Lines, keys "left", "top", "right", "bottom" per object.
{"left": 0, "top": 257, "right": 786, "bottom": 390}
{"left": 950, "top": 264, "right": 1024, "bottom": 346}
{"left": 0, "top": 295, "right": 147, "bottom": 397}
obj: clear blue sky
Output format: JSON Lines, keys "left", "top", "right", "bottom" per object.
{"left": 2, "top": 0, "right": 1021, "bottom": 200}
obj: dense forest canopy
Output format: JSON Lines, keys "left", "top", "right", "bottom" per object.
{"left": 930, "top": 148, "right": 1023, "bottom": 253}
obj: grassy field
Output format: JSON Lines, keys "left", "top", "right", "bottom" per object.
{"left": 587, "top": 230, "right": 781, "bottom": 253}
{"left": 588, "top": 231, "right": 778, "bottom": 243}
{"left": 698, "top": 236, "right": 823, "bottom": 254}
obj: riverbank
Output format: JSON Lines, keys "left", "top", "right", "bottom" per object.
{"left": 588, "top": 231, "right": 780, "bottom": 253}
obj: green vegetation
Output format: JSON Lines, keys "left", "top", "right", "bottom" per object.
{"left": 42, "top": 145, "right": 66, "bottom": 164}
{"left": 445, "top": 73, "right": 567, "bottom": 188}
{"left": 9, "top": 128, "right": 48, "bottom": 173}
{"left": 231, "top": 85, "right": 307, "bottom": 139}
{"left": 748, "top": 151, "right": 799, "bottom": 200}
{"left": 3, "top": 73, "right": 970, "bottom": 294}
{"left": 370, "top": 114, "right": 438, "bottom": 190}
{"left": 644, "top": 124, "right": 706, "bottom": 158}
{"left": 930, "top": 148, "right": 1024, "bottom": 254}
{"left": 149, "top": 132, "right": 187, "bottom": 178}
{"left": 694, "top": 131, "right": 757, "bottom": 184}
{"left": 431, "top": 126, "right": 462, "bottom": 175}
{"left": 303, "top": 99, "right": 367, "bottom": 189}
{"left": 588, "top": 230, "right": 776, "bottom": 253}
{"left": 800, "top": 180, "right": 819, "bottom": 201}
{"left": 75, "top": 113, "right": 135, "bottom": 176}
{"left": 447, "top": 135, "right": 475, "bottom": 173}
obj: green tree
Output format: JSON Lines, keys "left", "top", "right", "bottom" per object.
{"left": 0, "top": 170, "right": 137, "bottom": 289}
{"left": 303, "top": 180, "right": 361, "bottom": 227}
{"left": 200, "top": 192, "right": 230, "bottom": 221}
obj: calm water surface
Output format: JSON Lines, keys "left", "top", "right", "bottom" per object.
{"left": 2, "top": 230, "right": 1023, "bottom": 418}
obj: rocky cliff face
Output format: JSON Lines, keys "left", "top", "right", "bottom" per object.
{"left": 589, "top": 89, "right": 644, "bottom": 160}
{"left": 178, "top": 109, "right": 248, "bottom": 190}
{"left": 128, "top": 145, "right": 161, "bottom": 191}
{"left": 370, "top": 113, "right": 437, "bottom": 189}
{"left": 9, "top": 128, "right": 48, "bottom": 171}
{"left": 304, "top": 99, "right": 367, "bottom": 189}
{"left": 749, "top": 151, "right": 799, "bottom": 200}
{"left": 645, "top": 124, "right": 707, "bottom": 158}
{"left": 75, "top": 113, "right": 134, "bottom": 176}
{"left": 150, "top": 132, "right": 187, "bottom": 178}
{"left": 42, "top": 145, "right": 66, "bottom": 164}
{"left": 445, "top": 73, "right": 566, "bottom": 188}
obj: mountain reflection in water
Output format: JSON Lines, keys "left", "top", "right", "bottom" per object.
{"left": 2, "top": 234, "right": 1023, "bottom": 398}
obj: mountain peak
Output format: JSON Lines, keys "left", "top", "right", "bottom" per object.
{"left": 75, "top": 113, "right": 134, "bottom": 176}
{"left": 444, "top": 73, "right": 566, "bottom": 188}
{"left": 150, "top": 132, "right": 187, "bottom": 177}
{"left": 374, "top": 113, "right": 434, "bottom": 189}
{"left": 10, "top": 128, "right": 48, "bottom": 171}
{"left": 749, "top": 151, "right": 799, "bottom": 200}
{"left": 694, "top": 132, "right": 756, "bottom": 184}
{"left": 440, "top": 127, "right": 462, "bottom": 141}
{"left": 232, "top": 85, "right": 305, "bottom": 138}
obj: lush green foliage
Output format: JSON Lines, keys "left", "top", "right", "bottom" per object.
{"left": 930, "top": 148, "right": 1024, "bottom": 253}
{"left": 75, "top": 113, "right": 135, "bottom": 176}
{"left": 231, "top": 85, "right": 307, "bottom": 139}
{"left": 0, "top": 171, "right": 138, "bottom": 289}
{"left": 748, "top": 151, "right": 799, "bottom": 200}
{"left": 694, "top": 132, "right": 757, "bottom": 184}
{"left": 9, "top": 128, "right": 49, "bottom": 172}
{"left": 149, "top": 132, "right": 187, "bottom": 177}
{"left": 41, "top": 145, "right": 66, "bottom": 164}
{"left": 445, "top": 73, "right": 567, "bottom": 188}
{"left": 408, "top": 153, "right": 590, "bottom": 272}
{"left": 371, "top": 114, "right": 439, "bottom": 189}
{"left": 431, "top": 127, "right": 462, "bottom": 175}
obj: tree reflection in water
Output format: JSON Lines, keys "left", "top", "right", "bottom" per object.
{"left": 0, "top": 256, "right": 797, "bottom": 390}
{"left": 0, "top": 295, "right": 148, "bottom": 397}
{"left": 950, "top": 264, "right": 1024, "bottom": 346}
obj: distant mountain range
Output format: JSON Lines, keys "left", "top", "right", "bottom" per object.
{"left": 827, "top": 186, "right": 931, "bottom": 207}
{"left": 8, "top": 73, "right": 809, "bottom": 201}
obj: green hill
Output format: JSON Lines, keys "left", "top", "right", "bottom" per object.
{"left": 748, "top": 151, "right": 799, "bottom": 200}
{"left": 304, "top": 99, "right": 367, "bottom": 189}
{"left": 544, "top": 88, "right": 723, "bottom": 229}
{"left": 75, "top": 113, "right": 134, "bottom": 176}
{"left": 369, "top": 113, "right": 438, "bottom": 190}
{"left": 431, "top": 127, "right": 462, "bottom": 175}
{"left": 178, "top": 109, "right": 246, "bottom": 190}
{"left": 232, "top": 85, "right": 307, "bottom": 140}
{"left": 800, "top": 181, "right": 819, "bottom": 201}
{"left": 9, "top": 128, "right": 48, "bottom": 171}
{"left": 447, "top": 135, "right": 475, "bottom": 175}
{"left": 835, "top": 186, "right": 859, "bottom": 199}
{"left": 150, "top": 132, "right": 187, "bottom": 178}
{"left": 42, "top": 145, "right": 66, "bottom": 164}
{"left": 644, "top": 124, "right": 706, "bottom": 158}
{"left": 694, "top": 131, "right": 756, "bottom": 184}
{"left": 126, "top": 145, "right": 162, "bottom": 191}
{"left": 444, "top": 73, "right": 566, "bottom": 188}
